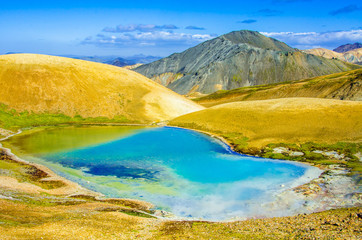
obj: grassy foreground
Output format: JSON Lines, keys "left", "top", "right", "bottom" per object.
{"left": 194, "top": 68, "right": 362, "bottom": 107}
{"left": 1, "top": 198, "right": 360, "bottom": 239}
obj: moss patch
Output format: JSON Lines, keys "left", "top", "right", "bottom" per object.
{"left": 260, "top": 142, "right": 362, "bottom": 182}
{"left": 0, "top": 103, "right": 133, "bottom": 131}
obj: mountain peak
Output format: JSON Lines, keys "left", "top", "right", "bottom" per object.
{"left": 333, "top": 43, "right": 362, "bottom": 53}
{"left": 135, "top": 30, "right": 359, "bottom": 95}
{"left": 220, "top": 30, "right": 295, "bottom": 52}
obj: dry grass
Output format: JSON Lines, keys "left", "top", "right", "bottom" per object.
{"left": 195, "top": 69, "right": 362, "bottom": 107}
{"left": 0, "top": 198, "right": 360, "bottom": 239}
{"left": 155, "top": 208, "right": 362, "bottom": 239}
{"left": 0, "top": 199, "right": 160, "bottom": 240}
{"left": 0, "top": 54, "right": 203, "bottom": 123}
{"left": 170, "top": 98, "right": 362, "bottom": 148}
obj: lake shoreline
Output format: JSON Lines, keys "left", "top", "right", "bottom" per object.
{"left": 168, "top": 125, "right": 361, "bottom": 216}
{"left": 0, "top": 126, "right": 155, "bottom": 215}
{"left": 0, "top": 124, "right": 360, "bottom": 222}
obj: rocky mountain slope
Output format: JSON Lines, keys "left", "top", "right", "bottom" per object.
{"left": 134, "top": 30, "right": 360, "bottom": 95}
{"left": 333, "top": 42, "right": 362, "bottom": 53}
{"left": 195, "top": 69, "right": 362, "bottom": 107}
{"left": 304, "top": 48, "right": 362, "bottom": 65}
{"left": 0, "top": 54, "right": 203, "bottom": 124}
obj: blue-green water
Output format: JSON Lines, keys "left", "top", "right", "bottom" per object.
{"left": 8, "top": 126, "right": 322, "bottom": 220}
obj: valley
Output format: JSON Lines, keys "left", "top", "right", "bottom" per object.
{"left": 0, "top": 30, "right": 361, "bottom": 239}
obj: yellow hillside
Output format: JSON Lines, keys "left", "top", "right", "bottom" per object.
{"left": 344, "top": 48, "right": 362, "bottom": 63}
{"left": 304, "top": 48, "right": 342, "bottom": 59}
{"left": 0, "top": 54, "right": 203, "bottom": 123}
{"left": 195, "top": 69, "right": 362, "bottom": 107}
{"left": 304, "top": 48, "right": 362, "bottom": 65}
{"left": 170, "top": 98, "right": 362, "bottom": 149}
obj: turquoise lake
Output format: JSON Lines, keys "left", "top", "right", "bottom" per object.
{"left": 5, "top": 126, "right": 322, "bottom": 220}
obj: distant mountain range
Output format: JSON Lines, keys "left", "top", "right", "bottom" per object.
{"left": 104, "top": 55, "right": 162, "bottom": 67}
{"left": 63, "top": 54, "right": 161, "bottom": 67}
{"left": 5, "top": 52, "right": 161, "bottom": 67}
{"left": 333, "top": 43, "right": 362, "bottom": 53}
{"left": 105, "top": 57, "right": 135, "bottom": 67}
{"left": 303, "top": 47, "right": 362, "bottom": 65}
{"left": 134, "top": 30, "right": 360, "bottom": 95}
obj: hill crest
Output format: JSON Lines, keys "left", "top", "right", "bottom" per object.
{"left": 0, "top": 54, "right": 203, "bottom": 124}
{"left": 220, "top": 30, "right": 295, "bottom": 52}
{"left": 170, "top": 98, "right": 362, "bottom": 148}
{"left": 194, "top": 69, "right": 362, "bottom": 107}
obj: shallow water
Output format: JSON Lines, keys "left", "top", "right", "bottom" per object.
{"left": 5, "top": 126, "right": 322, "bottom": 220}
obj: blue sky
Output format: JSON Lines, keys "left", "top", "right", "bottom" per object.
{"left": 1, "top": 0, "right": 361, "bottom": 57}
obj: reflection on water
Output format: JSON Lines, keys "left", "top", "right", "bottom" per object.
{"left": 4, "top": 125, "right": 145, "bottom": 154}
{"left": 5, "top": 126, "right": 322, "bottom": 220}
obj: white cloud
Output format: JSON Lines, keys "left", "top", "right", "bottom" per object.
{"left": 83, "top": 31, "right": 216, "bottom": 48}
{"left": 261, "top": 30, "right": 362, "bottom": 49}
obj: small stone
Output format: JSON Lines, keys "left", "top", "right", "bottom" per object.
{"left": 273, "top": 147, "right": 288, "bottom": 154}
{"left": 290, "top": 151, "right": 304, "bottom": 156}
{"left": 313, "top": 150, "right": 323, "bottom": 154}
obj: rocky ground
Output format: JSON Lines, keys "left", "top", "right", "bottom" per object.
{"left": 0, "top": 128, "right": 15, "bottom": 139}
{"left": 272, "top": 146, "right": 362, "bottom": 212}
